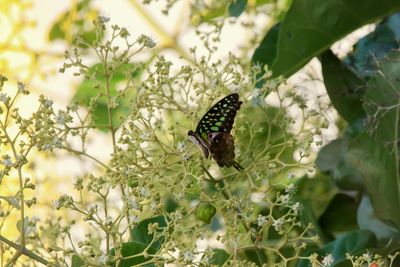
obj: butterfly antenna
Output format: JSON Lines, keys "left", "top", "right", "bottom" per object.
{"left": 233, "top": 161, "right": 244, "bottom": 171}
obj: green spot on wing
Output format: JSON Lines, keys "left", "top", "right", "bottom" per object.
{"left": 215, "top": 121, "right": 222, "bottom": 126}
{"left": 220, "top": 117, "right": 225, "bottom": 121}
{"left": 211, "top": 126, "right": 219, "bottom": 131}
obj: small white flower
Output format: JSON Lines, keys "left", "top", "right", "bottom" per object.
{"left": 161, "top": 83, "right": 169, "bottom": 91}
{"left": 43, "top": 99, "right": 53, "bottom": 108}
{"left": 257, "top": 214, "right": 267, "bottom": 227}
{"left": 280, "top": 194, "right": 290, "bottom": 204}
{"left": 230, "top": 85, "right": 240, "bottom": 93}
{"left": 151, "top": 201, "right": 157, "bottom": 210}
{"left": 251, "top": 62, "right": 262, "bottom": 73}
{"left": 53, "top": 137, "right": 62, "bottom": 149}
{"left": 31, "top": 216, "right": 40, "bottom": 222}
{"left": 285, "top": 183, "right": 296, "bottom": 194}
{"left": 292, "top": 202, "right": 302, "bottom": 215}
{"left": 272, "top": 217, "right": 284, "bottom": 232}
{"left": 129, "top": 215, "right": 140, "bottom": 223}
{"left": 182, "top": 251, "right": 194, "bottom": 262}
{"left": 99, "top": 254, "right": 108, "bottom": 264}
{"left": 322, "top": 254, "right": 334, "bottom": 267}
{"left": 25, "top": 226, "right": 37, "bottom": 235}
{"left": 139, "top": 187, "right": 150, "bottom": 198}
{"left": 137, "top": 34, "right": 156, "bottom": 48}
{"left": 362, "top": 251, "right": 372, "bottom": 261}
{"left": 55, "top": 111, "right": 66, "bottom": 125}
{"left": 52, "top": 200, "right": 61, "bottom": 209}
{"left": 287, "top": 171, "right": 295, "bottom": 179}
{"left": 177, "top": 141, "right": 186, "bottom": 153}
{"left": 0, "top": 93, "right": 7, "bottom": 102}
{"left": 140, "top": 131, "right": 151, "bottom": 140}
{"left": 88, "top": 204, "right": 98, "bottom": 213}
{"left": 209, "top": 78, "right": 217, "bottom": 88}
{"left": 42, "top": 143, "right": 52, "bottom": 151}
{"left": 182, "top": 153, "right": 190, "bottom": 161}
{"left": 2, "top": 158, "right": 12, "bottom": 167}
{"left": 98, "top": 15, "right": 110, "bottom": 23}
{"left": 17, "top": 82, "right": 25, "bottom": 93}
{"left": 105, "top": 216, "right": 113, "bottom": 225}
{"left": 175, "top": 192, "right": 183, "bottom": 200}
{"left": 9, "top": 197, "right": 20, "bottom": 208}
{"left": 174, "top": 211, "right": 183, "bottom": 220}
{"left": 128, "top": 197, "right": 139, "bottom": 210}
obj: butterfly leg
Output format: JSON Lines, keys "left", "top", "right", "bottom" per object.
{"left": 233, "top": 161, "right": 244, "bottom": 171}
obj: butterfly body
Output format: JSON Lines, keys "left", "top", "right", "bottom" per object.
{"left": 188, "top": 93, "right": 243, "bottom": 171}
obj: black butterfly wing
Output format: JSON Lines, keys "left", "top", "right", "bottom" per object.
{"left": 195, "top": 93, "right": 242, "bottom": 138}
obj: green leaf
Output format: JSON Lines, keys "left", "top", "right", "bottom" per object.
{"left": 73, "top": 63, "right": 139, "bottom": 131}
{"left": 109, "top": 242, "right": 156, "bottom": 267}
{"left": 294, "top": 174, "right": 337, "bottom": 218}
{"left": 71, "top": 254, "right": 85, "bottom": 267}
{"left": 48, "top": 0, "right": 99, "bottom": 47}
{"left": 130, "top": 215, "right": 167, "bottom": 251}
{"left": 316, "top": 138, "right": 343, "bottom": 173}
{"left": 345, "top": 13, "right": 400, "bottom": 77}
{"left": 252, "top": 23, "right": 280, "bottom": 68}
{"left": 228, "top": 0, "right": 247, "bottom": 17}
{"left": 295, "top": 199, "right": 331, "bottom": 243}
{"left": 297, "top": 230, "right": 377, "bottom": 267}
{"left": 238, "top": 246, "right": 267, "bottom": 266}
{"left": 252, "top": 23, "right": 280, "bottom": 88}
{"left": 293, "top": 174, "right": 337, "bottom": 242}
{"left": 318, "top": 194, "right": 358, "bottom": 235}
{"left": 200, "top": 0, "right": 274, "bottom": 22}
{"left": 316, "top": 136, "right": 365, "bottom": 190}
{"left": 321, "top": 50, "right": 366, "bottom": 122}
{"left": 256, "top": 0, "right": 400, "bottom": 77}
{"left": 208, "top": 249, "right": 230, "bottom": 266}
{"left": 346, "top": 51, "right": 400, "bottom": 229}
{"left": 195, "top": 202, "right": 217, "bottom": 224}
{"left": 357, "top": 194, "right": 400, "bottom": 250}
{"left": 164, "top": 196, "right": 178, "bottom": 213}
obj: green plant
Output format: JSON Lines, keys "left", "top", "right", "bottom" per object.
{"left": 1, "top": 0, "right": 400, "bottom": 266}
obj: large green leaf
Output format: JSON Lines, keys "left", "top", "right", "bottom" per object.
{"left": 238, "top": 246, "right": 267, "bottom": 266}
{"left": 200, "top": 0, "right": 274, "bottom": 22}
{"left": 252, "top": 23, "right": 281, "bottom": 88}
{"left": 318, "top": 194, "right": 358, "bottom": 236}
{"left": 347, "top": 51, "right": 400, "bottom": 229}
{"left": 295, "top": 199, "right": 330, "bottom": 243}
{"left": 48, "top": 0, "right": 99, "bottom": 47}
{"left": 316, "top": 138, "right": 343, "bottom": 173}
{"left": 253, "top": 0, "right": 400, "bottom": 78}
{"left": 321, "top": 50, "right": 366, "bottom": 123}
{"left": 345, "top": 13, "right": 400, "bottom": 77}
{"left": 297, "top": 230, "right": 377, "bottom": 267}
{"left": 71, "top": 254, "right": 85, "bottom": 267}
{"left": 130, "top": 215, "right": 168, "bottom": 251}
{"left": 293, "top": 174, "right": 338, "bottom": 243}
{"left": 73, "top": 63, "right": 139, "bottom": 131}
{"left": 109, "top": 242, "right": 156, "bottom": 267}
{"left": 228, "top": 0, "right": 247, "bottom": 17}
{"left": 208, "top": 249, "right": 230, "bottom": 266}
{"left": 316, "top": 135, "right": 365, "bottom": 191}
{"left": 357, "top": 194, "right": 400, "bottom": 250}
{"left": 294, "top": 174, "right": 337, "bottom": 218}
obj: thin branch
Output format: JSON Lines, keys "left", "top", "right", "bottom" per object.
{"left": 0, "top": 235, "right": 48, "bottom": 266}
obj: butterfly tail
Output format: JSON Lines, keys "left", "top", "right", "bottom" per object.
{"left": 233, "top": 161, "right": 244, "bottom": 171}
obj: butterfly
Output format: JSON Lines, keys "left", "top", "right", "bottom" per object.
{"left": 188, "top": 93, "right": 243, "bottom": 171}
